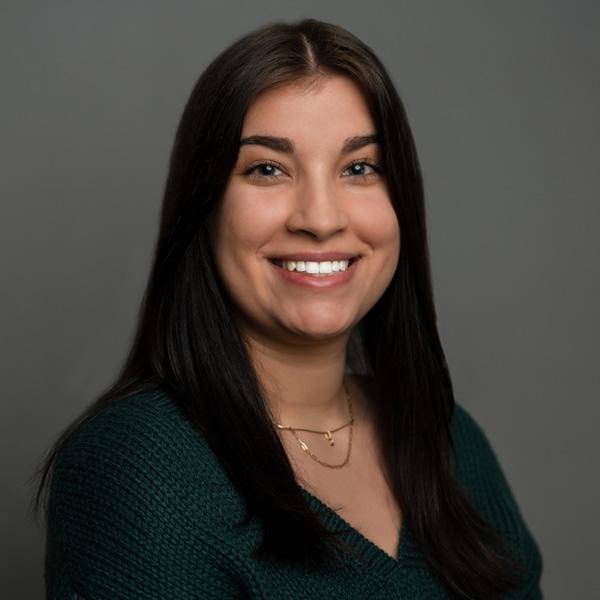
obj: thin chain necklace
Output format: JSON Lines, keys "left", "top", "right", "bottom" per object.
{"left": 274, "top": 382, "right": 354, "bottom": 469}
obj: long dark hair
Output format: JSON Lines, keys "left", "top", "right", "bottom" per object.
{"left": 30, "top": 18, "right": 527, "bottom": 599}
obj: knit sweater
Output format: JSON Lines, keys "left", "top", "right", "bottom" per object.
{"left": 45, "top": 390, "right": 543, "bottom": 599}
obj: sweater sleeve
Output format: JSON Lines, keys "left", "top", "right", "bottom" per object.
{"left": 44, "top": 399, "right": 247, "bottom": 599}
{"left": 451, "top": 404, "right": 544, "bottom": 600}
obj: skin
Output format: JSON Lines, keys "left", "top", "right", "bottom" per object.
{"left": 210, "top": 74, "right": 401, "bottom": 460}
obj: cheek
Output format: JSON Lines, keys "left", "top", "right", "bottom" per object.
{"left": 216, "top": 188, "right": 280, "bottom": 260}
{"left": 218, "top": 190, "right": 265, "bottom": 254}
{"left": 355, "top": 194, "right": 401, "bottom": 252}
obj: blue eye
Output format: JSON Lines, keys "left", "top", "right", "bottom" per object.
{"left": 243, "top": 158, "right": 382, "bottom": 183}
{"left": 343, "top": 160, "right": 381, "bottom": 179}
{"left": 245, "top": 161, "right": 284, "bottom": 181}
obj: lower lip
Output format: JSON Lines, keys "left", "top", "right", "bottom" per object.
{"left": 269, "top": 259, "right": 360, "bottom": 289}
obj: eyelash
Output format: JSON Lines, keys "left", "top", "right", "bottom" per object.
{"left": 243, "top": 157, "right": 382, "bottom": 183}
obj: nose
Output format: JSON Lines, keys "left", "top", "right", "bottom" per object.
{"left": 285, "top": 177, "right": 349, "bottom": 240}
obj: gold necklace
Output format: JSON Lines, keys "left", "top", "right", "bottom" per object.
{"left": 274, "top": 382, "right": 354, "bottom": 469}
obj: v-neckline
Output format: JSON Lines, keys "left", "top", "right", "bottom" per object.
{"left": 298, "top": 484, "right": 425, "bottom": 580}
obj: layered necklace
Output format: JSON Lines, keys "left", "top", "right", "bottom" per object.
{"left": 274, "top": 381, "right": 354, "bottom": 469}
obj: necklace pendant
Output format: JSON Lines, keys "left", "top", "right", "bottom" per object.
{"left": 325, "top": 430, "right": 334, "bottom": 446}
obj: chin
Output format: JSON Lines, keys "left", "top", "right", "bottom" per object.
{"left": 287, "top": 319, "right": 354, "bottom": 340}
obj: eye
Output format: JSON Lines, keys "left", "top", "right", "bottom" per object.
{"left": 243, "top": 160, "right": 285, "bottom": 182}
{"left": 342, "top": 159, "right": 382, "bottom": 181}
{"left": 242, "top": 158, "right": 382, "bottom": 184}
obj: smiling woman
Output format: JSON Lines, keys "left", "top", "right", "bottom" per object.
{"left": 32, "top": 17, "right": 543, "bottom": 600}
{"left": 210, "top": 75, "right": 400, "bottom": 341}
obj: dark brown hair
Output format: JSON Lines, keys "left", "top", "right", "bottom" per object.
{"left": 31, "top": 18, "right": 527, "bottom": 599}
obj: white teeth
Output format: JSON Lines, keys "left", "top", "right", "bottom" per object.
{"left": 319, "top": 261, "right": 333, "bottom": 273}
{"left": 275, "top": 259, "right": 352, "bottom": 275}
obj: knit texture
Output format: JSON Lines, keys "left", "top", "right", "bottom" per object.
{"left": 45, "top": 390, "right": 543, "bottom": 599}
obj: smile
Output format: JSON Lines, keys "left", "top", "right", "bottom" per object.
{"left": 269, "top": 257, "right": 359, "bottom": 274}
{"left": 268, "top": 257, "right": 361, "bottom": 288}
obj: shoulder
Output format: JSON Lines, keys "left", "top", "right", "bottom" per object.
{"left": 449, "top": 402, "right": 514, "bottom": 504}
{"left": 449, "top": 402, "right": 544, "bottom": 596}
{"left": 46, "top": 391, "right": 249, "bottom": 597}
{"left": 449, "top": 400, "right": 488, "bottom": 444}
{"left": 55, "top": 389, "right": 235, "bottom": 467}
{"left": 49, "top": 390, "right": 242, "bottom": 535}
{"left": 449, "top": 402, "right": 494, "bottom": 466}
{"left": 449, "top": 401, "right": 516, "bottom": 510}
{"left": 54, "top": 390, "right": 225, "bottom": 486}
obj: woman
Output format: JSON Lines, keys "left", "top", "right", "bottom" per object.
{"left": 33, "top": 18, "right": 543, "bottom": 599}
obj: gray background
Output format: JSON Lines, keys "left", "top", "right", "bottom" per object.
{"left": 2, "top": 2, "right": 598, "bottom": 598}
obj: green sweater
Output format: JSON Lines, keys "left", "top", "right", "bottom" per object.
{"left": 45, "top": 390, "right": 543, "bottom": 599}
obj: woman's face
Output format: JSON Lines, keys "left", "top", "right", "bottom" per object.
{"left": 211, "top": 75, "right": 400, "bottom": 345}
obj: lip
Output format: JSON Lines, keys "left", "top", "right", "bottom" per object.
{"left": 268, "top": 256, "right": 360, "bottom": 289}
{"left": 268, "top": 252, "right": 359, "bottom": 262}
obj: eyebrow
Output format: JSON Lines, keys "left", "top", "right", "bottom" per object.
{"left": 238, "top": 133, "right": 380, "bottom": 154}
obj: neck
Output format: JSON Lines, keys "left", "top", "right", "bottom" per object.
{"left": 242, "top": 328, "right": 352, "bottom": 431}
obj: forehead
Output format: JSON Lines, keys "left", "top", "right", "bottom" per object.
{"left": 240, "top": 75, "right": 377, "bottom": 153}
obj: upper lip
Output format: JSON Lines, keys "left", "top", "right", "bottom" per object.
{"left": 268, "top": 252, "right": 360, "bottom": 262}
